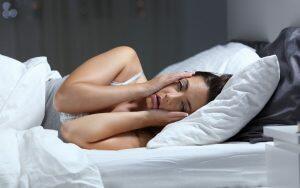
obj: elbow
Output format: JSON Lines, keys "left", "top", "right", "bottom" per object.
{"left": 60, "top": 122, "right": 91, "bottom": 149}
{"left": 60, "top": 121, "right": 77, "bottom": 144}
{"left": 60, "top": 122, "right": 71, "bottom": 142}
{"left": 53, "top": 91, "right": 65, "bottom": 112}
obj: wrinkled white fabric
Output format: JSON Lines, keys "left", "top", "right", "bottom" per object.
{"left": 0, "top": 55, "right": 61, "bottom": 130}
{"left": 0, "top": 127, "right": 103, "bottom": 188}
{"left": 148, "top": 55, "right": 280, "bottom": 148}
{"left": 87, "top": 142, "right": 269, "bottom": 188}
{"left": 0, "top": 55, "right": 104, "bottom": 187}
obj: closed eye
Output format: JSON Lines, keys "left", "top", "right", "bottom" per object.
{"left": 177, "top": 80, "right": 183, "bottom": 91}
{"left": 181, "top": 101, "right": 188, "bottom": 113}
{"left": 181, "top": 101, "right": 185, "bottom": 112}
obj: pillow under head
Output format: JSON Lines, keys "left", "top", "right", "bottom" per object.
{"left": 147, "top": 55, "right": 280, "bottom": 148}
{"left": 230, "top": 27, "right": 300, "bottom": 143}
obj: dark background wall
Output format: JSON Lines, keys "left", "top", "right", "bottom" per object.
{"left": 0, "top": 0, "right": 227, "bottom": 78}
{"left": 227, "top": 0, "right": 300, "bottom": 42}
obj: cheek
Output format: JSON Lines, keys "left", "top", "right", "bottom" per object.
{"left": 157, "top": 85, "right": 176, "bottom": 94}
{"left": 160, "top": 95, "right": 182, "bottom": 111}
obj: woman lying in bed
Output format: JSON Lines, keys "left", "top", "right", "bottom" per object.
{"left": 43, "top": 46, "right": 231, "bottom": 150}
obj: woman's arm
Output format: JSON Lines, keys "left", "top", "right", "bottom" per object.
{"left": 82, "top": 131, "right": 142, "bottom": 150}
{"left": 55, "top": 71, "right": 194, "bottom": 114}
{"left": 55, "top": 46, "right": 145, "bottom": 113}
{"left": 60, "top": 111, "right": 151, "bottom": 147}
{"left": 60, "top": 110, "right": 188, "bottom": 149}
{"left": 55, "top": 82, "right": 148, "bottom": 113}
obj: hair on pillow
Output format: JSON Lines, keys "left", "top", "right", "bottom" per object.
{"left": 147, "top": 55, "right": 280, "bottom": 148}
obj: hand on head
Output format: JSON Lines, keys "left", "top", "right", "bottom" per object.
{"left": 143, "top": 72, "right": 195, "bottom": 96}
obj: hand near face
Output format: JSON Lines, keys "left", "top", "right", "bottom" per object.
{"left": 142, "top": 72, "right": 194, "bottom": 97}
{"left": 145, "top": 109, "right": 188, "bottom": 127}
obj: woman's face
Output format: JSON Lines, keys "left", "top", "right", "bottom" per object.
{"left": 146, "top": 76, "right": 209, "bottom": 114}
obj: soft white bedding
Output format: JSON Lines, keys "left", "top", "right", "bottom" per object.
{"left": 0, "top": 127, "right": 268, "bottom": 188}
{"left": 0, "top": 54, "right": 269, "bottom": 188}
{"left": 0, "top": 55, "right": 104, "bottom": 188}
{"left": 0, "top": 127, "right": 103, "bottom": 188}
{"left": 86, "top": 142, "right": 269, "bottom": 188}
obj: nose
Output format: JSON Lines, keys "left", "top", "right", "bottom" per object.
{"left": 160, "top": 92, "right": 182, "bottom": 110}
{"left": 165, "top": 92, "right": 181, "bottom": 100}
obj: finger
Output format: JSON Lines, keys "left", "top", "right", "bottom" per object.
{"left": 177, "top": 72, "right": 194, "bottom": 78}
{"left": 169, "top": 72, "right": 194, "bottom": 82}
{"left": 168, "top": 111, "right": 188, "bottom": 117}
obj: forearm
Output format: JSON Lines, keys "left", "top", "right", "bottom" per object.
{"left": 61, "top": 111, "right": 152, "bottom": 143}
{"left": 55, "top": 82, "right": 148, "bottom": 113}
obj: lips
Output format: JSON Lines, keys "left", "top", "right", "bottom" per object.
{"left": 151, "top": 94, "right": 160, "bottom": 109}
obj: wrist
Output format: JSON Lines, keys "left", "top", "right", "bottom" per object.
{"left": 139, "top": 111, "right": 153, "bottom": 126}
{"left": 137, "top": 82, "right": 151, "bottom": 98}
{"left": 139, "top": 110, "right": 165, "bottom": 127}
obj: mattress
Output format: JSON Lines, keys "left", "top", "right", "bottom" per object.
{"left": 85, "top": 142, "right": 269, "bottom": 188}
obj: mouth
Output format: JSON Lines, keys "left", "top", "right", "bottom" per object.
{"left": 150, "top": 94, "right": 160, "bottom": 109}
{"left": 157, "top": 94, "right": 160, "bottom": 108}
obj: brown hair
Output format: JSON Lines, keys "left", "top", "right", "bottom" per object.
{"left": 194, "top": 71, "right": 232, "bottom": 103}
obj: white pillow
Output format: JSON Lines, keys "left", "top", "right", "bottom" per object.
{"left": 158, "top": 42, "right": 260, "bottom": 75}
{"left": 147, "top": 55, "right": 280, "bottom": 148}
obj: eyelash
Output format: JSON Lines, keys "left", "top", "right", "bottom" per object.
{"left": 177, "top": 80, "right": 183, "bottom": 91}
{"left": 177, "top": 80, "right": 186, "bottom": 112}
{"left": 181, "top": 101, "right": 185, "bottom": 112}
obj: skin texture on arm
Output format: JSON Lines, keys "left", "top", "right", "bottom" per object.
{"left": 60, "top": 109, "right": 187, "bottom": 150}
{"left": 83, "top": 127, "right": 155, "bottom": 150}
{"left": 60, "top": 111, "right": 152, "bottom": 149}
{"left": 82, "top": 132, "right": 141, "bottom": 150}
{"left": 54, "top": 46, "right": 146, "bottom": 113}
{"left": 56, "top": 82, "right": 147, "bottom": 113}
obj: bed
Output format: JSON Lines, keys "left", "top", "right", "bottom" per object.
{"left": 86, "top": 142, "right": 270, "bottom": 188}
{"left": 0, "top": 44, "right": 273, "bottom": 188}
{"left": 1, "top": 33, "right": 285, "bottom": 188}
{"left": 0, "top": 126, "right": 270, "bottom": 188}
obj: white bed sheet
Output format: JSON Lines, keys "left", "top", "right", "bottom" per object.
{"left": 86, "top": 142, "right": 269, "bottom": 188}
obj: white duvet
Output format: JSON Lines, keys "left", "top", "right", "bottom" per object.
{"left": 0, "top": 55, "right": 104, "bottom": 188}
{"left": 0, "top": 127, "right": 103, "bottom": 188}
{"left": 0, "top": 54, "right": 268, "bottom": 188}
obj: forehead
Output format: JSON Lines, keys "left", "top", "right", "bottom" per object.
{"left": 185, "top": 76, "right": 209, "bottom": 112}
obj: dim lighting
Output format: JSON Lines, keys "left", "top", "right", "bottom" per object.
{"left": 2, "top": 2, "right": 10, "bottom": 10}
{"left": 9, "top": 9, "right": 17, "bottom": 18}
{"left": 2, "top": 1, "right": 17, "bottom": 19}
{"left": 2, "top": 10, "right": 9, "bottom": 19}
